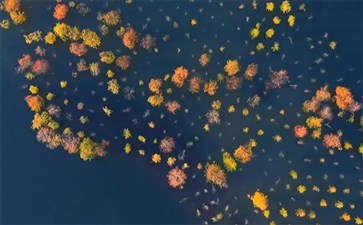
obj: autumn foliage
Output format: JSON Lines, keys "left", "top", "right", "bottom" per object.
{"left": 233, "top": 145, "right": 252, "bottom": 163}
{"left": 159, "top": 137, "right": 175, "bottom": 153}
{"left": 9, "top": 10, "right": 26, "bottom": 24}
{"left": 265, "top": 69, "right": 289, "bottom": 89}
{"left": 102, "top": 10, "right": 121, "bottom": 26}
{"left": 172, "top": 66, "right": 189, "bottom": 88}
{"left": 116, "top": 56, "right": 131, "bottom": 70}
{"left": 165, "top": 101, "right": 181, "bottom": 114}
{"left": 25, "top": 95, "right": 44, "bottom": 112}
{"left": 17, "top": 54, "right": 33, "bottom": 72}
{"left": 294, "top": 125, "right": 308, "bottom": 138}
{"left": 204, "top": 80, "right": 218, "bottom": 96}
{"left": 122, "top": 27, "right": 138, "bottom": 49}
{"left": 167, "top": 167, "right": 187, "bottom": 188}
{"left": 244, "top": 63, "right": 258, "bottom": 80}
{"left": 31, "top": 59, "right": 50, "bottom": 75}
{"left": 148, "top": 79, "right": 162, "bottom": 93}
{"left": 3, "top": 0, "right": 20, "bottom": 12}
{"left": 53, "top": 3, "right": 68, "bottom": 20}
{"left": 140, "top": 34, "right": 156, "bottom": 50}
{"left": 323, "top": 133, "right": 342, "bottom": 150}
{"left": 224, "top": 59, "right": 240, "bottom": 76}
{"left": 250, "top": 190, "right": 269, "bottom": 211}
{"left": 189, "top": 76, "right": 202, "bottom": 93}
{"left": 205, "top": 163, "right": 227, "bottom": 188}
{"left": 69, "top": 42, "right": 88, "bottom": 57}
{"left": 335, "top": 86, "right": 354, "bottom": 110}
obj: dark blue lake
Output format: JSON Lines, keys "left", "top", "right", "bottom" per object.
{"left": 1, "top": 0, "right": 362, "bottom": 224}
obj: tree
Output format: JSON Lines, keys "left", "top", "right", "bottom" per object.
{"left": 25, "top": 95, "right": 44, "bottom": 112}
{"left": 188, "top": 76, "right": 202, "bottom": 93}
{"left": 81, "top": 29, "right": 101, "bottom": 49}
{"left": 3, "top": 0, "right": 20, "bottom": 12}
{"left": 167, "top": 167, "right": 187, "bottom": 188}
{"left": 140, "top": 34, "right": 156, "bottom": 50}
{"left": 222, "top": 152, "right": 237, "bottom": 172}
{"left": 306, "top": 116, "right": 323, "bottom": 129}
{"left": 107, "top": 79, "right": 120, "bottom": 94}
{"left": 17, "top": 54, "right": 33, "bottom": 72}
{"left": 147, "top": 93, "right": 164, "bottom": 107}
{"left": 224, "top": 59, "right": 240, "bottom": 76}
{"left": 204, "top": 80, "right": 218, "bottom": 96}
{"left": 335, "top": 86, "right": 354, "bottom": 110}
{"left": 172, "top": 66, "right": 189, "bottom": 88}
{"left": 122, "top": 27, "right": 138, "bottom": 49}
{"left": 115, "top": 56, "right": 131, "bottom": 70}
{"left": 53, "top": 3, "right": 68, "bottom": 20}
{"left": 244, "top": 63, "right": 258, "bottom": 80}
{"left": 159, "top": 137, "right": 175, "bottom": 153}
{"left": 69, "top": 42, "right": 87, "bottom": 56}
{"left": 204, "top": 163, "right": 228, "bottom": 188}
{"left": 148, "top": 79, "right": 162, "bottom": 93}
{"left": 99, "top": 51, "right": 115, "bottom": 64}
{"left": 165, "top": 101, "right": 181, "bottom": 114}
{"left": 31, "top": 111, "right": 51, "bottom": 130}
{"left": 9, "top": 10, "right": 26, "bottom": 25}
{"left": 31, "top": 59, "right": 50, "bottom": 75}
{"left": 199, "top": 53, "right": 211, "bottom": 67}
{"left": 294, "top": 125, "right": 308, "bottom": 138}
{"left": 102, "top": 10, "right": 120, "bottom": 26}
{"left": 250, "top": 190, "right": 269, "bottom": 211}
{"left": 44, "top": 32, "right": 57, "bottom": 44}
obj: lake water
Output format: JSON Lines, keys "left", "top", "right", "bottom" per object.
{"left": 1, "top": 0, "right": 362, "bottom": 224}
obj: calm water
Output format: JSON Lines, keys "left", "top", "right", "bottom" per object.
{"left": 1, "top": 0, "right": 362, "bottom": 224}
